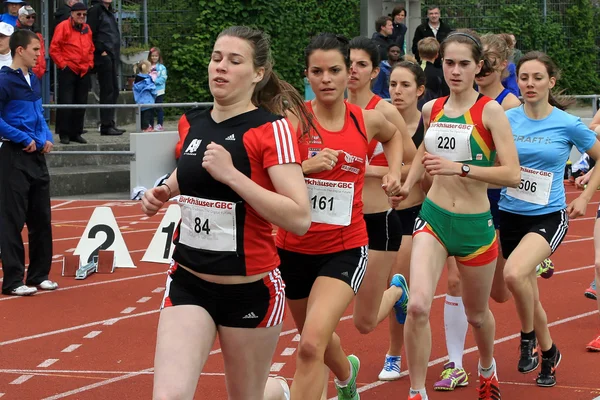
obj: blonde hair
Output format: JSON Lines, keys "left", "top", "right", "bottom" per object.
{"left": 418, "top": 37, "right": 440, "bottom": 60}
{"left": 480, "top": 33, "right": 513, "bottom": 79}
{"left": 134, "top": 60, "right": 151, "bottom": 75}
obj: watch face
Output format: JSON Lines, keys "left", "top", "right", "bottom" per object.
{"left": 462, "top": 164, "right": 470, "bottom": 174}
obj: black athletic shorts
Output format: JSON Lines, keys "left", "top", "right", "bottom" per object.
{"left": 499, "top": 209, "right": 569, "bottom": 259}
{"left": 277, "top": 246, "right": 368, "bottom": 300}
{"left": 161, "top": 263, "right": 285, "bottom": 328}
{"left": 396, "top": 204, "right": 422, "bottom": 236}
{"left": 364, "top": 209, "right": 402, "bottom": 251}
{"left": 487, "top": 189, "right": 501, "bottom": 230}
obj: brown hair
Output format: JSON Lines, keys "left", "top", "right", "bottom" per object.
{"left": 391, "top": 60, "right": 427, "bottom": 95}
{"left": 217, "top": 26, "right": 314, "bottom": 137}
{"left": 375, "top": 16, "right": 392, "bottom": 33}
{"left": 134, "top": 59, "right": 151, "bottom": 75}
{"left": 391, "top": 5, "right": 406, "bottom": 19}
{"left": 147, "top": 47, "right": 163, "bottom": 64}
{"left": 440, "top": 29, "right": 494, "bottom": 78}
{"left": 517, "top": 51, "right": 575, "bottom": 110}
{"left": 418, "top": 37, "right": 440, "bottom": 60}
{"left": 480, "top": 33, "right": 512, "bottom": 79}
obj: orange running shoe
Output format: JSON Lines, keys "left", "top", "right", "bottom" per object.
{"left": 587, "top": 335, "right": 600, "bottom": 352}
{"left": 478, "top": 373, "right": 501, "bottom": 400}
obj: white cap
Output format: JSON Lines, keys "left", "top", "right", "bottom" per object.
{"left": 0, "top": 22, "right": 14, "bottom": 37}
{"left": 18, "top": 5, "right": 36, "bottom": 16}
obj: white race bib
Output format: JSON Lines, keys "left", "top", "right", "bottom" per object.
{"left": 178, "top": 195, "right": 237, "bottom": 252}
{"left": 426, "top": 122, "right": 473, "bottom": 161}
{"left": 506, "top": 167, "right": 553, "bottom": 206}
{"left": 305, "top": 178, "right": 354, "bottom": 226}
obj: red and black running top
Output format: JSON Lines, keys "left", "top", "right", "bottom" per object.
{"left": 173, "top": 107, "right": 300, "bottom": 276}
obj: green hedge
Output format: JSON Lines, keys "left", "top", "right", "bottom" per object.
{"left": 147, "top": 0, "right": 361, "bottom": 104}
{"left": 425, "top": 0, "right": 600, "bottom": 94}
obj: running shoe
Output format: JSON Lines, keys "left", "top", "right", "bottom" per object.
{"left": 36, "top": 280, "right": 58, "bottom": 290}
{"left": 477, "top": 372, "right": 501, "bottom": 399}
{"left": 335, "top": 354, "right": 360, "bottom": 400}
{"left": 536, "top": 347, "right": 561, "bottom": 387}
{"left": 536, "top": 258, "right": 554, "bottom": 279}
{"left": 273, "top": 376, "right": 290, "bottom": 400}
{"left": 408, "top": 394, "right": 426, "bottom": 400}
{"left": 6, "top": 285, "right": 37, "bottom": 296}
{"left": 378, "top": 354, "right": 401, "bottom": 381}
{"left": 585, "top": 280, "right": 597, "bottom": 300}
{"left": 586, "top": 335, "right": 600, "bottom": 352}
{"left": 518, "top": 337, "right": 539, "bottom": 373}
{"left": 391, "top": 273, "right": 409, "bottom": 324}
{"left": 154, "top": 124, "right": 164, "bottom": 131}
{"left": 433, "top": 362, "right": 468, "bottom": 391}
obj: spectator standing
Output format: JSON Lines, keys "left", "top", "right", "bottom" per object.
{"left": 0, "top": 29, "right": 57, "bottom": 296}
{"left": 0, "top": 21, "right": 12, "bottom": 68}
{"left": 411, "top": 5, "right": 453, "bottom": 64}
{"left": 372, "top": 43, "right": 402, "bottom": 99}
{"left": 148, "top": 47, "right": 167, "bottom": 131}
{"left": 16, "top": 5, "right": 46, "bottom": 80}
{"left": 87, "top": 0, "right": 125, "bottom": 136}
{"left": 417, "top": 37, "right": 449, "bottom": 109}
{"left": 390, "top": 5, "right": 407, "bottom": 55}
{"left": 53, "top": 0, "right": 79, "bottom": 37}
{"left": 133, "top": 59, "right": 156, "bottom": 132}
{"left": 0, "top": 0, "right": 25, "bottom": 27}
{"left": 50, "top": 2, "right": 94, "bottom": 144}
{"left": 372, "top": 16, "right": 394, "bottom": 63}
{"left": 500, "top": 33, "right": 520, "bottom": 97}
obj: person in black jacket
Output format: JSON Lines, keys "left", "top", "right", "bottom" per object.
{"left": 87, "top": 0, "right": 125, "bottom": 135}
{"left": 52, "top": 0, "right": 77, "bottom": 37}
{"left": 390, "top": 5, "right": 407, "bottom": 54}
{"left": 371, "top": 15, "right": 395, "bottom": 63}
{"left": 411, "top": 5, "right": 453, "bottom": 64}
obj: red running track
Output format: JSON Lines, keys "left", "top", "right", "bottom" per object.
{"left": 0, "top": 187, "right": 599, "bottom": 399}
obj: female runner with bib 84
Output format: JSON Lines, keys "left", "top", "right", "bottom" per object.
{"left": 141, "top": 26, "right": 312, "bottom": 400}
{"left": 499, "top": 51, "right": 600, "bottom": 388}
{"left": 394, "top": 30, "right": 521, "bottom": 400}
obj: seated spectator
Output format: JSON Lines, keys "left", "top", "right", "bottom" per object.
{"left": 372, "top": 43, "right": 402, "bottom": 99}
{"left": 16, "top": 6, "right": 46, "bottom": 80}
{"left": 0, "top": 21, "right": 13, "bottom": 68}
{"left": 50, "top": 2, "right": 94, "bottom": 144}
{"left": 417, "top": 37, "right": 449, "bottom": 109}
{"left": 371, "top": 15, "right": 394, "bottom": 63}
{"left": 133, "top": 60, "right": 157, "bottom": 132}
{"left": 0, "top": 0, "right": 25, "bottom": 26}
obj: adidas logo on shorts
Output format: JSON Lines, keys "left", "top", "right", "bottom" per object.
{"left": 243, "top": 311, "right": 259, "bottom": 319}
{"left": 225, "top": 134, "right": 235, "bottom": 141}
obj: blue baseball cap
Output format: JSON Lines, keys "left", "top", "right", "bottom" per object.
{"left": 4, "top": 0, "right": 27, "bottom": 4}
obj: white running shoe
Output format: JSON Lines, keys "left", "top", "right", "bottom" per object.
{"left": 378, "top": 354, "right": 401, "bottom": 381}
{"left": 37, "top": 280, "right": 59, "bottom": 290}
{"left": 10, "top": 285, "right": 37, "bottom": 296}
{"left": 273, "top": 376, "right": 290, "bottom": 400}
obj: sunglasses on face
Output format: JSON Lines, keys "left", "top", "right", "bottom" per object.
{"left": 75, "top": 12, "right": 87, "bottom": 17}
{"left": 25, "top": 15, "right": 36, "bottom": 19}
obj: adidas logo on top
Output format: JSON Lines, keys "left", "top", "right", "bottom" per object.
{"left": 243, "top": 311, "right": 259, "bottom": 319}
{"left": 225, "top": 134, "right": 235, "bottom": 141}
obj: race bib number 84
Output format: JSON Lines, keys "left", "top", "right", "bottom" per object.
{"left": 178, "top": 195, "right": 237, "bottom": 252}
{"left": 305, "top": 178, "right": 354, "bottom": 226}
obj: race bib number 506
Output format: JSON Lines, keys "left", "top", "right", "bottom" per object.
{"left": 178, "top": 195, "right": 237, "bottom": 252}
{"left": 506, "top": 167, "right": 553, "bottom": 206}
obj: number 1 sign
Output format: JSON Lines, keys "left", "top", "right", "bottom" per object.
{"left": 142, "top": 204, "right": 181, "bottom": 264}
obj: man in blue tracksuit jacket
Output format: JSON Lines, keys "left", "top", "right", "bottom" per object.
{"left": 0, "top": 29, "right": 58, "bottom": 296}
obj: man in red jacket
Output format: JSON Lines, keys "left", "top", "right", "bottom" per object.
{"left": 50, "top": 2, "right": 94, "bottom": 144}
{"left": 16, "top": 5, "right": 46, "bottom": 80}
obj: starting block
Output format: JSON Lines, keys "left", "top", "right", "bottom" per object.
{"left": 62, "top": 250, "right": 116, "bottom": 280}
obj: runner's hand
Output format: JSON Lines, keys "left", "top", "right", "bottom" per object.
{"left": 388, "top": 185, "right": 409, "bottom": 208}
{"left": 301, "top": 148, "right": 339, "bottom": 174}
{"left": 575, "top": 171, "right": 591, "bottom": 189}
{"left": 42, "top": 141, "right": 53, "bottom": 154}
{"left": 141, "top": 185, "right": 170, "bottom": 217}
{"left": 23, "top": 140, "right": 36, "bottom": 153}
{"left": 202, "top": 142, "right": 237, "bottom": 184}
{"left": 422, "top": 152, "right": 460, "bottom": 176}
{"left": 382, "top": 171, "right": 401, "bottom": 197}
{"left": 566, "top": 196, "right": 588, "bottom": 218}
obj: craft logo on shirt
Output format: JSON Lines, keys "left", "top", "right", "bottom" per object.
{"left": 513, "top": 135, "right": 552, "bottom": 145}
{"left": 184, "top": 139, "right": 202, "bottom": 155}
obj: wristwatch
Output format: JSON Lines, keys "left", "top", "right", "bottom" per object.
{"left": 460, "top": 164, "right": 470, "bottom": 177}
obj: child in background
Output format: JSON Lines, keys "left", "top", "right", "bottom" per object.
{"left": 133, "top": 60, "right": 157, "bottom": 132}
{"left": 148, "top": 47, "right": 167, "bottom": 131}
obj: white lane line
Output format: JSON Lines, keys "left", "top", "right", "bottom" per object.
{"left": 121, "top": 307, "right": 136, "bottom": 314}
{"left": 0, "top": 310, "right": 159, "bottom": 346}
{"left": 37, "top": 359, "right": 59, "bottom": 368}
{"left": 83, "top": 331, "right": 102, "bottom": 339}
{"left": 270, "top": 363, "right": 285, "bottom": 372}
{"left": 0, "top": 272, "right": 165, "bottom": 302}
{"left": 103, "top": 319, "right": 119, "bottom": 326}
{"left": 26, "top": 228, "right": 156, "bottom": 245}
{"left": 328, "top": 309, "right": 600, "bottom": 399}
{"left": 65, "top": 248, "right": 75, "bottom": 253}
{"left": 52, "top": 255, "right": 62, "bottom": 260}
{"left": 41, "top": 368, "right": 154, "bottom": 400}
{"left": 51, "top": 200, "right": 75, "bottom": 210}
{"left": 281, "top": 348, "right": 296, "bottom": 356}
{"left": 292, "top": 334, "right": 300, "bottom": 342}
{"left": 0, "top": 368, "right": 227, "bottom": 376}
{"left": 0, "top": 392, "right": 4, "bottom": 397}
{"left": 10, "top": 374, "right": 34, "bottom": 384}
{"left": 61, "top": 344, "right": 81, "bottom": 353}
{"left": 140, "top": 216, "right": 149, "bottom": 220}
{"left": 137, "top": 297, "right": 152, "bottom": 303}
{"left": 151, "top": 287, "right": 165, "bottom": 293}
